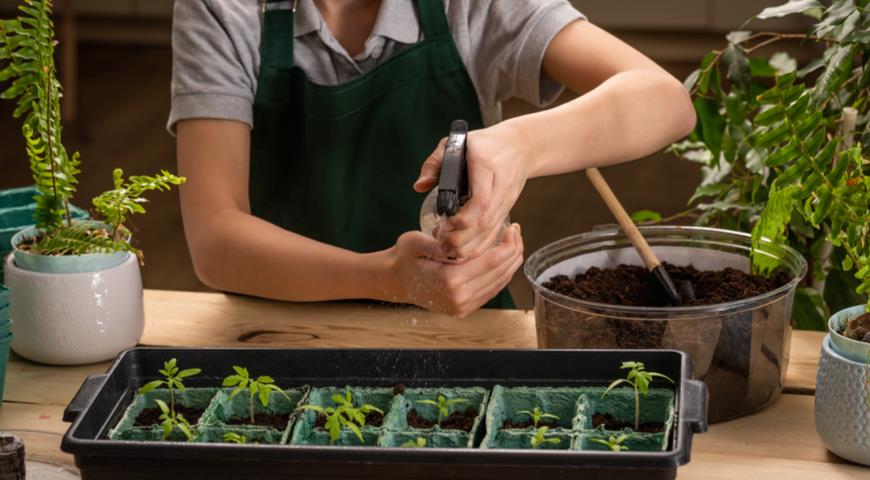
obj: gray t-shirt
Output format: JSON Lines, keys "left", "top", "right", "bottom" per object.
{"left": 168, "top": 0, "right": 584, "bottom": 132}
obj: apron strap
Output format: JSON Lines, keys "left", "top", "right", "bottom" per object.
{"left": 415, "top": 0, "right": 449, "bottom": 38}
{"left": 261, "top": 1, "right": 295, "bottom": 69}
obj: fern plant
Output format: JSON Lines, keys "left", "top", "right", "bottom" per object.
{"left": 0, "top": 0, "right": 185, "bottom": 260}
{"left": 668, "top": 0, "right": 870, "bottom": 328}
{"left": 0, "top": 0, "right": 78, "bottom": 230}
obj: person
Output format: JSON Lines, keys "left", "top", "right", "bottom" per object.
{"left": 171, "top": 0, "right": 695, "bottom": 317}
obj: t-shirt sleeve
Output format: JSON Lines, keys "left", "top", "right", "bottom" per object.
{"left": 461, "top": 0, "right": 584, "bottom": 109}
{"left": 167, "top": 0, "right": 261, "bottom": 134}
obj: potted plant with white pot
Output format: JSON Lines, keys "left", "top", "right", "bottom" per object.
{"left": 0, "top": 0, "right": 184, "bottom": 364}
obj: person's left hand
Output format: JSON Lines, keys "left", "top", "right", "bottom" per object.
{"left": 414, "top": 122, "right": 531, "bottom": 259}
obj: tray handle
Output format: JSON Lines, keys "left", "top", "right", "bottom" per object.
{"left": 63, "top": 374, "right": 107, "bottom": 423}
{"left": 682, "top": 379, "right": 708, "bottom": 433}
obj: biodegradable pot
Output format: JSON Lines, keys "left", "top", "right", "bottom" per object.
{"left": 4, "top": 251, "right": 143, "bottom": 365}
{"left": 290, "top": 386, "right": 394, "bottom": 446}
{"left": 0, "top": 434, "right": 24, "bottom": 480}
{"left": 109, "top": 388, "right": 217, "bottom": 442}
{"left": 815, "top": 335, "right": 870, "bottom": 466}
{"left": 828, "top": 305, "right": 870, "bottom": 363}
{"left": 382, "top": 387, "right": 488, "bottom": 448}
{"left": 525, "top": 226, "right": 806, "bottom": 422}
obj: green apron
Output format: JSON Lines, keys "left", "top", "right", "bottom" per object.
{"left": 250, "top": 0, "right": 513, "bottom": 309}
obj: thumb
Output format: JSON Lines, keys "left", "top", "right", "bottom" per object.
{"left": 396, "top": 231, "right": 440, "bottom": 259}
{"left": 414, "top": 137, "right": 447, "bottom": 192}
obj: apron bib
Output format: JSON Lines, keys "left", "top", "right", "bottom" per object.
{"left": 250, "top": 0, "right": 514, "bottom": 308}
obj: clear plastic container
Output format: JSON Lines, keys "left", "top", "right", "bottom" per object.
{"left": 524, "top": 226, "right": 807, "bottom": 422}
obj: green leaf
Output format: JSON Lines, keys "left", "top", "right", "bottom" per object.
{"left": 811, "top": 45, "right": 855, "bottom": 106}
{"left": 222, "top": 375, "right": 243, "bottom": 387}
{"left": 258, "top": 384, "right": 270, "bottom": 407}
{"left": 757, "top": 0, "right": 822, "bottom": 19}
{"left": 175, "top": 368, "right": 201, "bottom": 379}
{"left": 749, "top": 58, "right": 776, "bottom": 77}
{"left": 630, "top": 210, "right": 661, "bottom": 224}
{"left": 693, "top": 98, "right": 725, "bottom": 158}
{"left": 138, "top": 380, "right": 164, "bottom": 395}
{"left": 697, "top": 52, "right": 717, "bottom": 94}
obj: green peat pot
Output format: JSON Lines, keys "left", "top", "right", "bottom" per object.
{"left": 108, "top": 388, "right": 218, "bottom": 441}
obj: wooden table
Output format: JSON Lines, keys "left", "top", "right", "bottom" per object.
{"left": 0, "top": 289, "right": 864, "bottom": 479}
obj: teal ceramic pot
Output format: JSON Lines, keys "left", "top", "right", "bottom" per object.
{"left": 828, "top": 305, "right": 870, "bottom": 363}
{"left": 10, "top": 224, "right": 128, "bottom": 274}
{"left": 815, "top": 335, "right": 870, "bottom": 466}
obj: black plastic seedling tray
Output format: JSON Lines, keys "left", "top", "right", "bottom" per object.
{"left": 61, "top": 348, "right": 708, "bottom": 480}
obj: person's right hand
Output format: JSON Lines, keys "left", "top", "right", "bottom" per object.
{"left": 380, "top": 223, "right": 523, "bottom": 317}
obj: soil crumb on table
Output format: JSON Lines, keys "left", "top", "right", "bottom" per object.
{"left": 543, "top": 263, "right": 790, "bottom": 307}
{"left": 407, "top": 408, "right": 477, "bottom": 432}
{"left": 134, "top": 405, "right": 204, "bottom": 426}
{"left": 592, "top": 413, "right": 664, "bottom": 433}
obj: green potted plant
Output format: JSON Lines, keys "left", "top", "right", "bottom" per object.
{"left": 0, "top": 0, "right": 184, "bottom": 364}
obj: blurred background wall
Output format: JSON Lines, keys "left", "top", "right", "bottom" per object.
{"left": 0, "top": 0, "right": 815, "bottom": 308}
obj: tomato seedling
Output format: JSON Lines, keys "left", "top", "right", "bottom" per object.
{"left": 590, "top": 434, "right": 630, "bottom": 452}
{"left": 299, "top": 389, "right": 384, "bottom": 445}
{"left": 416, "top": 394, "right": 469, "bottom": 426}
{"left": 222, "top": 432, "right": 247, "bottom": 444}
{"left": 400, "top": 437, "right": 427, "bottom": 448}
{"left": 223, "top": 366, "right": 291, "bottom": 424}
{"left": 516, "top": 406, "right": 559, "bottom": 428}
{"left": 154, "top": 399, "right": 193, "bottom": 442}
{"left": 529, "top": 426, "right": 561, "bottom": 449}
{"left": 602, "top": 361, "right": 674, "bottom": 431}
{"left": 138, "top": 358, "right": 201, "bottom": 418}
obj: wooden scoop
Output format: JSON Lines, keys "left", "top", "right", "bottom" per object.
{"left": 585, "top": 167, "right": 696, "bottom": 306}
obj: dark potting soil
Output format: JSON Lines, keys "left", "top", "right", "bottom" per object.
{"left": 315, "top": 411, "right": 384, "bottom": 428}
{"left": 407, "top": 408, "right": 477, "bottom": 432}
{"left": 842, "top": 313, "right": 870, "bottom": 344}
{"left": 592, "top": 413, "right": 663, "bottom": 434}
{"left": 544, "top": 263, "right": 790, "bottom": 307}
{"left": 227, "top": 413, "right": 290, "bottom": 430}
{"left": 501, "top": 419, "right": 559, "bottom": 430}
{"left": 134, "top": 405, "right": 204, "bottom": 427}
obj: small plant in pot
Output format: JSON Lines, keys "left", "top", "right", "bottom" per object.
{"left": 0, "top": 0, "right": 185, "bottom": 365}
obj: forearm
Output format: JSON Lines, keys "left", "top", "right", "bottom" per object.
{"left": 509, "top": 69, "right": 695, "bottom": 179}
{"left": 185, "top": 207, "right": 394, "bottom": 302}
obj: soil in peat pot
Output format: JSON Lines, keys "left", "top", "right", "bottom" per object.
{"left": 543, "top": 263, "right": 790, "bottom": 308}
{"left": 227, "top": 413, "right": 291, "bottom": 430}
{"left": 842, "top": 312, "right": 870, "bottom": 343}
{"left": 135, "top": 405, "right": 205, "bottom": 427}
{"left": 407, "top": 408, "right": 477, "bottom": 432}
{"left": 315, "top": 411, "right": 384, "bottom": 428}
{"left": 501, "top": 419, "right": 559, "bottom": 429}
{"left": 592, "top": 413, "right": 664, "bottom": 433}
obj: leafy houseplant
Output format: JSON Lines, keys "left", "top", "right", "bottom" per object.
{"left": 298, "top": 389, "right": 383, "bottom": 444}
{"left": 0, "top": 0, "right": 185, "bottom": 258}
{"left": 602, "top": 361, "right": 674, "bottom": 431}
{"left": 0, "top": 0, "right": 185, "bottom": 365}
{"left": 669, "top": 0, "right": 870, "bottom": 329}
{"left": 222, "top": 366, "right": 291, "bottom": 425}
{"left": 416, "top": 394, "right": 469, "bottom": 426}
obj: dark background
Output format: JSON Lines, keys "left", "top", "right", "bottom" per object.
{"left": 0, "top": 0, "right": 815, "bottom": 309}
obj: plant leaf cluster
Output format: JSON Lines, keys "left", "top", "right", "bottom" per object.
{"left": 416, "top": 394, "right": 468, "bottom": 426}
{"left": 669, "top": 0, "right": 870, "bottom": 328}
{"left": 223, "top": 366, "right": 291, "bottom": 425}
{"left": 138, "top": 358, "right": 201, "bottom": 417}
{"left": 0, "top": 0, "right": 185, "bottom": 258}
{"left": 516, "top": 406, "right": 559, "bottom": 428}
{"left": 529, "top": 426, "right": 561, "bottom": 449}
{"left": 590, "top": 434, "right": 630, "bottom": 452}
{"left": 298, "top": 389, "right": 384, "bottom": 444}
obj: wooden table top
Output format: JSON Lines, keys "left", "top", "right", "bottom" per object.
{"left": 0, "top": 289, "right": 862, "bottom": 479}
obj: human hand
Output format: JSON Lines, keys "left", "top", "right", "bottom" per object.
{"left": 382, "top": 223, "right": 523, "bottom": 317}
{"left": 414, "top": 122, "right": 530, "bottom": 260}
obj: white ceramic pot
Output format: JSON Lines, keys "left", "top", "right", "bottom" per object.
{"left": 3, "top": 252, "right": 143, "bottom": 365}
{"left": 815, "top": 334, "right": 870, "bottom": 466}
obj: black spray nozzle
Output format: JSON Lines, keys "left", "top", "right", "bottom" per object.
{"left": 436, "top": 120, "right": 469, "bottom": 217}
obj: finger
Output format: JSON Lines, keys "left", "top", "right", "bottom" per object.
{"left": 414, "top": 137, "right": 447, "bottom": 193}
{"left": 441, "top": 225, "right": 518, "bottom": 286}
{"left": 447, "top": 161, "right": 493, "bottom": 230}
{"left": 457, "top": 227, "right": 524, "bottom": 313}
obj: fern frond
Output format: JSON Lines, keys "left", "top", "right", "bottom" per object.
{"left": 92, "top": 168, "right": 186, "bottom": 237}
{"left": 0, "top": 0, "right": 79, "bottom": 230}
{"left": 35, "top": 223, "right": 136, "bottom": 257}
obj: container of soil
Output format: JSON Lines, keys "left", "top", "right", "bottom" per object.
{"left": 289, "top": 386, "right": 394, "bottom": 446}
{"left": 199, "top": 386, "right": 306, "bottom": 444}
{"left": 382, "top": 387, "right": 488, "bottom": 448}
{"left": 525, "top": 226, "right": 806, "bottom": 422}
{"left": 827, "top": 304, "right": 870, "bottom": 363}
{"left": 61, "top": 347, "right": 707, "bottom": 479}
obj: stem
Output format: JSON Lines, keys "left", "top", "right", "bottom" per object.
{"left": 250, "top": 397, "right": 255, "bottom": 424}
{"left": 634, "top": 384, "right": 640, "bottom": 431}
{"left": 170, "top": 388, "right": 176, "bottom": 418}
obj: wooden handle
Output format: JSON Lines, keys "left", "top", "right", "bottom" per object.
{"left": 585, "top": 167, "right": 661, "bottom": 269}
